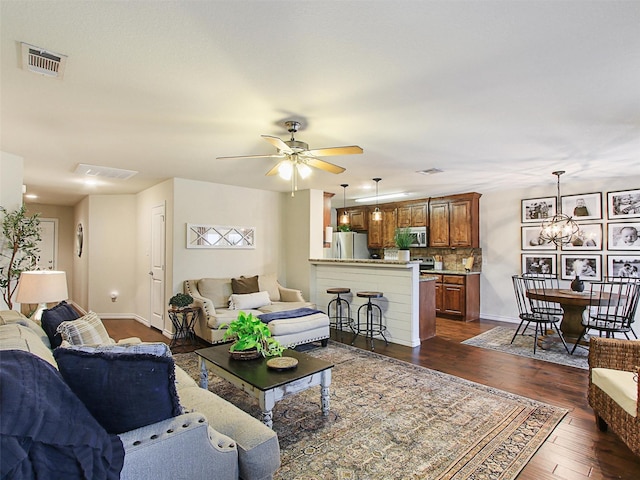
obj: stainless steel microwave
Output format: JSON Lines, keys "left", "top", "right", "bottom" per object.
{"left": 408, "top": 227, "right": 428, "bottom": 247}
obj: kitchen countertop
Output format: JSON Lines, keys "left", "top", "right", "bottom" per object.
{"left": 309, "top": 258, "right": 421, "bottom": 265}
{"left": 423, "top": 270, "right": 482, "bottom": 275}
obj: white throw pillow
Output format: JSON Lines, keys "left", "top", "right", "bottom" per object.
{"left": 228, "top": 291, "right": 271, "bottom": 310}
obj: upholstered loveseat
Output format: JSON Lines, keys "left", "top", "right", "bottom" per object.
{"left": 184, "top": 274, "right": 329, "bottom": 347}
{"left": 588, "top": 336, "right": 640, "bottom": 456}
{"left": 0, "top": 310, "right": 280, "bottom": 480}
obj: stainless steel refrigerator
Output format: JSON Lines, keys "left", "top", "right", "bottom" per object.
{"left": 331, "top": 232, "right": 369, "bottom": 259}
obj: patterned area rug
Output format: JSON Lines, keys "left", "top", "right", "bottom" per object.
{"left": 174, "top": 342, "right": 567, "bottom": 480}
{"left": 462, "top": 326, "right": 589, "bottom": 369}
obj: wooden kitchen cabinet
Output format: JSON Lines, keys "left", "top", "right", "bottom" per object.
{"left": 397, "top": 203, "right": 427, "bottom": 227}
{"left": 381, "top": 208, "right": 397, "bottom": 247}
{"left": 428, "top": 193, "right": 481, "bottom": 248}
{"left": 337, "top": 207, "right": 367, "bottom": 231}
{"left": 367, "top": 209, "right": 383, "bottom": 248}
{"left": 433, "top": 274, "right": 480, "bottom": 321}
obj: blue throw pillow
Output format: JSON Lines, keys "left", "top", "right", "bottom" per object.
{"left": 41, "top": 301, "right": 79, "bottom": 348}
{"left": 53, "top": 348, "right": 182, "bottom": 434}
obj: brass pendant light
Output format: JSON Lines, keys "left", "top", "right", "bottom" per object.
{"left": 372, "top": 178, "right": 382, "bottom": 221}
{"left": 339, "top": 184, "right": 349, "bottom": 225}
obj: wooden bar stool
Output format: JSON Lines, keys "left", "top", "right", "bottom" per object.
{"left": 327, "top": 287, "right": 352, "bottom": 339}
{"left": 352, "top": 291, "right": 388, "bottom": 351}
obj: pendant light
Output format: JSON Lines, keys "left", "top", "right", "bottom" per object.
{"left": 339, "top": 184, "right": 349, "bottom": 225}
{"left": 539, "top": 170, "right": 579, "bottom": 246}
{"left": 372, "top": 178, "right": 382, "bottom": 221}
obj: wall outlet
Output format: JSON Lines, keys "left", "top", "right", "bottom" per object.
{"left": 461, "top": 258, "right": 467, "bottom": 266}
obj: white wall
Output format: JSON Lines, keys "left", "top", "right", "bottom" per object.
{"left": 87, "top": 195, "right": 137, "bottom": 315}
{"left": 480, "top": 174, "right": 640, "bottom": 324}
{"left": 0, "top": 151, "right": 23, "bottom": 211}
{"left": 172, "top": 177, "right": 285, "bottom": 295}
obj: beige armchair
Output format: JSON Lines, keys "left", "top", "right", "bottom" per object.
{"left": 588, "top": 337, "right": 640, "bottom": 456}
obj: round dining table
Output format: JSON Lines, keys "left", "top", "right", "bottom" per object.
{"left": 526, "top": 288, "right": 618, "bottom": 341}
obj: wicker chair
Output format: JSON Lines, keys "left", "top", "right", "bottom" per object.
{"left": 588, "top": 337, "right": 640, "bottom": 456}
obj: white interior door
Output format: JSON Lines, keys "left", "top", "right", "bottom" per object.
{"left": 37, "top": 218, "right": 58, "bottom": 270}
{"left": 150, "top": 204, "right": 166, "bottom": 331}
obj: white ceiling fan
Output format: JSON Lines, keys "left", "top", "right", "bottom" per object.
{"left": 217, "top": 121, "right": 363, "bottom": 196}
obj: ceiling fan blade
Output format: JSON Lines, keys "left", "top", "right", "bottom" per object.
{"left": 261, "top": 135, "right": 292, "bottom": 153}
{"left": 265, "top": 161, "right": 285, "bottom": 176}
{"left": 303, "top": 156, "right": 346, "bottom": 174}
{"left": 216, "top": 153, "right": 283, "bottom": 160}
{"left": 306, "top": 145, "right": 363, "bottom": 157}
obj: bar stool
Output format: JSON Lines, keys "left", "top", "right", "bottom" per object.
{"left": 351, "top": 291, "right": 388, "bottom": 351}
{"left": 327, "top": 287, "right": 352, "bottom": 339}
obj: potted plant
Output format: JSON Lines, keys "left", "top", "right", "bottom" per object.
{"left": 222, "top": 311, "right": 284, "bottom": 359}
{"left": 0, "top": 206, "right": 41, "bottom": 309}
{"left": 168, "top": 293, "right": 193, "bottom": 309}
{"left": 394, "top": 227, "right": 412, "bottom": 261}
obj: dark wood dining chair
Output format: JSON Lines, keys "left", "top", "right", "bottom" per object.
{"left": 571, "top": 279, "right": 640, "bottom": 354}
{"left": 512, "top": 275, "right": 570, "bottom": 354}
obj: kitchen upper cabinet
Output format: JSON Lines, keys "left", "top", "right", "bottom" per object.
{"left": 367, "top": 210, "right": 383, "bottom": 248}
{"left": 368, "top": 207, "right": 396, "bottom": 248}
{"left": 428, "top": 193, "right": 481, "bottom": 248}
{"left": 382, "top": 208, "right": 398, "bottom": 247}
{"left": 397, "top": 203, "right": 427, "bottom": 228}
{"left": 337, "top": 208, "right": 367, "bottom": 231}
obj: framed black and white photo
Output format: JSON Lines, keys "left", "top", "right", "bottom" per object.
{"left": 560, "top": 254, "right": 602, "bottom": 281}
{"left": 607, "top": 189, "right": 640, "bottom": 219}
{"left": 521, "top": 226, "right": 556, "bottom": 250}
{"left": 521, "top": 197, "right": 557, "bottom": 223}
{"left": 561, "top": 223, "right": 603, "bottom": 251}
{"left": 607, "top": 255, "right": 640, "bottom": 279}
{"left": 561, "top": 192, "right": 602, "bottom": 220}
{"left": 521, "top": 254, "right": 556, "bottom": 275}
{"left": 607, "top": 222, "right": 640, "bottom": 250}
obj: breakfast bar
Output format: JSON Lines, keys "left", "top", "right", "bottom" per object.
{"left": 309, "top": 259, "right": 436, "bottom": 347}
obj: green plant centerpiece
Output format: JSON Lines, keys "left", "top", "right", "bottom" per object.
{"left": 337, "top": 224, "right": 351, "bottom": 232}
{"left": 394, "top": 227, "right": 413, "bottom": 250}
{"left": 222, "top": 311, "right": 284, "bottom": 359}
{"left": 0, "top": 205, "right": 41, "bottom": 309}
{"left": 168, "top": 292, "right": 193, "bottom": 309}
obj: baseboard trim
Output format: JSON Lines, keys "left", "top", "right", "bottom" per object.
{"left": 479, "top": 313, "right": 519, "bottom": 324}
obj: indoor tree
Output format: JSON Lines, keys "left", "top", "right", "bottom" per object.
{"left": 0, "top": 205, "right": 41, "bottom": 309}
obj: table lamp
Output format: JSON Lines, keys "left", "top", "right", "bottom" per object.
{"left": 15, "top": 270, "right": 69, "bottom": 321}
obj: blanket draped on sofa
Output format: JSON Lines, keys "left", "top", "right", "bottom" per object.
{"left": 258, "top": 307, "right": 323, "bottom": 323}
{"left": 0, "top": 350, "right": 124, "bottom": 480}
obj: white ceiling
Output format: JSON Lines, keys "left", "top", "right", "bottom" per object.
{"left": 2, "top": 1, "right": 639, "bottom": 207}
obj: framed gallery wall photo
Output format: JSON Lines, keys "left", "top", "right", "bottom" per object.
{"left": 561, "top": 223, "right": 603, "bottom": 251}
{"left": 560, "top": 254, "right": 602, "bottom": 281}
{"left": 607, "top": 222, "right": 640, "bottom": 250}
{"left": 607, "top": 255, "right": 640, "bottom": 278}
{"left": 521, "top": 254, "right": 556, "bottom": 275}
{"left": 561, "top": 192, "right": 602, "bottom": 221}
{"left": 521, "top": 197, "right": 557, "bottom": 223}
{"left": 607, "top": 189, "right": 640, "bottom": 219}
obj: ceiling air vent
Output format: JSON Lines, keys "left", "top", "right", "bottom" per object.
{"left": 74, "top": 164, "right": 138, "bottom": 180}
{"left": 416, "top": 168, "right": 443, "bottom": 176}
{"left": 21, "top": 42, "right": 68, "bottom": 79}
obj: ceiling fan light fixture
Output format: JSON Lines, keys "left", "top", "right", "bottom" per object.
{"left": 278, "top": 161, "right": 293, "bottom": 180}
{"left": 296, "top": 162, "right": 312, "bottom": 179}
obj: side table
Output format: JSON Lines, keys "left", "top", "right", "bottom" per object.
{"left": 168, "top": 307, "right": 198, "bottom": 347}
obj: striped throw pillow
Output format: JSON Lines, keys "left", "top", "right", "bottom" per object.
{"left": 56, "top": 312, "right": 113, "bottom": 346}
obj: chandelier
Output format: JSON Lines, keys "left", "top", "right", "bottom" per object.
{"left": 539, "top": 171, "right": 579, "bottom": 246}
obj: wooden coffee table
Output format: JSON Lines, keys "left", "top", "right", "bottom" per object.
{"left": 195, "top": 344, "right": 333, "bottom": 428}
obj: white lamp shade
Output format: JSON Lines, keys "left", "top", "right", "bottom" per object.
{"left": 15, "top": 270, "right": 69, "bottom": 304}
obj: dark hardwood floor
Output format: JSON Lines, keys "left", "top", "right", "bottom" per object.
{"left": 103, "top": 317, "right": 640, "bottom": 480}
